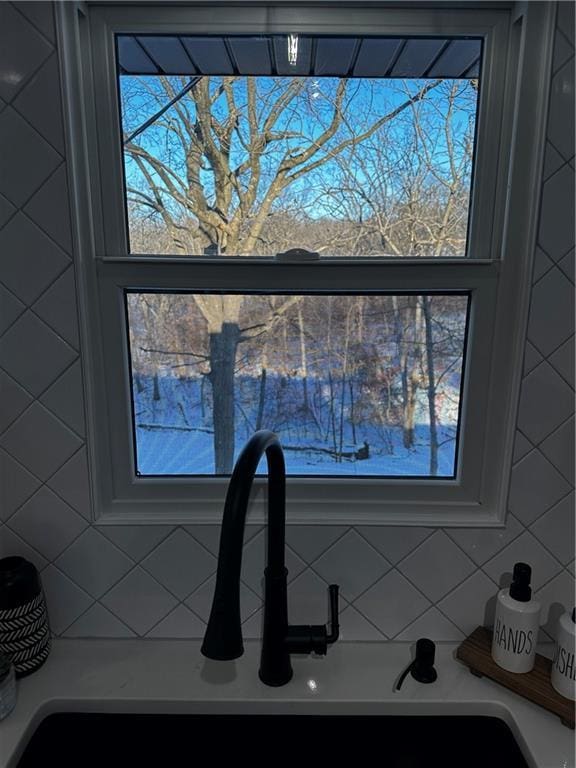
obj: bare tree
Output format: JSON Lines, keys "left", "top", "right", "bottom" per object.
{"left": 123, "top": 75, "right": 445, "bottom": 470}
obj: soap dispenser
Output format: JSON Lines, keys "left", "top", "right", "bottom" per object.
{"left": 491, "top": 562, "right": 541, "bottom": 673}
{"left": 551, "top": 608, "right": 576, "bottom": 700}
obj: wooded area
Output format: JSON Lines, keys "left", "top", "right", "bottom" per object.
{"left": 121, "top": 74, "right": 476, "bottom": 475}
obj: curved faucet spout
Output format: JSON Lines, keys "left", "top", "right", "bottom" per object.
{"left": 201, "top": 431, "right": 286, "bottom": 663}
{"left": 201, "top": 430, "right": 339, "bottom": 687}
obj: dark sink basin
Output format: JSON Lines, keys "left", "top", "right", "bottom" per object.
{"left": 17, "top": 713, "right": 529, "bottom": 767}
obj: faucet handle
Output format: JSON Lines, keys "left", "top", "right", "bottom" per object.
{"left": 326, "top": 584, "right": 340, "bottom": 645}
{"left": 284, "top": 584, "right": 340, "bottom": 656}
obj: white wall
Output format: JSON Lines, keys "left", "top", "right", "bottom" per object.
{"left": 0, "top": 0, "right": 573, "bottom": 641}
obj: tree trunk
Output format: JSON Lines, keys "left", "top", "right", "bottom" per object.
{"left": 402, "top": 365, "right": 417, "bottom": 449}
{"left": 200, "top": 374, "right": 207, "bottom": 420}
{"left": 297, "top": 305, "right": 309, "bottom": 412}
{"left": 153, "top": 373, "right": 161, "bottom": 401}
{"left": 349, "top": 380, "right": 357, "bottom": 444}
{"left": 208, "top": 322, "right": 240, "bottom": 473}
{"left": 256, "top": 367, "right": 267, "bottom": 431}
{"left": 422, "top": 296, "right": 438, "bottom": 476}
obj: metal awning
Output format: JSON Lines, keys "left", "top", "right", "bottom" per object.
{"left": 117, "top": 35, "right": 482, "bottom": 78}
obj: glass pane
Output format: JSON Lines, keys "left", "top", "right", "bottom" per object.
{"left": 118, "top": 37, "right": 480, "bottom": 258}
{"left": 126, "top": 292, "right": 469, "bottom": 477}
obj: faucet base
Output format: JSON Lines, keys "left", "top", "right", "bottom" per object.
{"left": 258, "top": 666, "right": 294, "bottom": 687}
{"left": 259, "top": 567, "right": 293, "bottom": 687}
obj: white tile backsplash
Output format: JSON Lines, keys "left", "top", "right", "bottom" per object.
{"left": 286, "top": 524, "right": 348, "bottom": 564}
{"left": 437, "top": 571, "right": 499, "bottom": 636}
{"left": 0, "top": 448, "right": 40, "bottom": 519}
{"left": 40, "top": 360, "right": 86, "bottom": 437}
{"left": 65, "top": 602, "right": 136, "bottom": 638}
{"left": 101, "top": 566, "right": 178, "bottom": 636}
{"left": 540, "top": 416, "right": 575, "bottom": 483}
{"left": 55, "top": 527, "right": 133, "bottom": 598}
{"left": 0, "top": 284, "right": 25, "bottom": 336}
{"left": 0, "top": 369, "right": 32, "bottom": 432}
{"left": 338, "top": 604, "right": 384, "bottom": 641}
{"left": 528, "top": 266, "right": 575, "bottom": 356}
{"left": 549, "top": 335, "right": 575, "bottom": 388}
{"left": 0, "top": 3, "right": 52, "bottom": 102}
{"left": 547, "top": 59, "right": 575, "bottom": 162}
{"left": 33, "top": 267, "right": 80, "bottom": 349}
{"left": 0, "top": 402, "right": 82, "bottom": 480}
{"left": 141, "top": 528, "right": 217, "bottom": 600}
{"left": 446, "top": 514, "right": 524, "bottom": 566}
{"left": 313, "top": 529, "right": 392, "bottom": 602}
{"left": 40, "top": 564, "right": 93, "bottom": 634}
{"left": 0, "top": 109, "right": 61, "bottom": 207}
{"left": 13, "top": 53, "right": 65, "bottom": 154}
{"left": 530, "top": 492, "right": 575, "bottom": 565}
{"left": 482, "top": 531, "right": 563, "bottom": 591}
{"left": 0, "top": 1, "right": 573, "bottom": 642}
{"left": 0, "top": 312, "right": 76, "bottom": 396}
{"left": 14, "top": 1, "right": 56, "bottom": 43}
{"left": 517, "top": 361, "right": 574, "bottom": 444}
{"left": 146, "top": 604, "right": 206, "bottom": 639}
{"left": 185, "top": 574, "right": 261, "bottom": 624}
{"left": 24, "top": 164, "right": 73, "bottom": 254}
{"left": 508, "top": 448, "right": 572, "bottom": 524}
{"left": 355, "top": 525, "right": 432, "bottom": 564}
{"left": 8, "top": 485, "right": 87, "bottom": 560}
{"left": 0, "top": 193, "right": 16, "bottom": 230}
{"left": 354, "top": 570, "right": 431, "bottom": 638}
{"left": 398, "top": 531, "right": 476, "bottom": 603}
{"left": 396, "top": 607, "right": 464, "bottom": 642}
{"left": 0, "top": 213, "right": 69, "bottom": 306}
{"left": 47, "top": 447, "right": 92, "bottom": 519}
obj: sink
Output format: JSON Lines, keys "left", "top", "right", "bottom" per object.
{"left": 17, "top": 713, "right": 529, "bottom": 767}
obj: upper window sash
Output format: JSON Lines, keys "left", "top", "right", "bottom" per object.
{"left": 86, "top": 5, "right": 510, "bottom": 263}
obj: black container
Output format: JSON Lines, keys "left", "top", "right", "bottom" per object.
{"left": 0, "top": 557, "right": 51, "bottom": 678}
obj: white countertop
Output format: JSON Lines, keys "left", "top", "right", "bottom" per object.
{"left": 0, "top": 639, "right": 573, "bottom": 768}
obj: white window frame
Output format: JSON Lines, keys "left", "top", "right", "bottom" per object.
{"left": 56, "top": 1, "right": 555, "bottom": 526}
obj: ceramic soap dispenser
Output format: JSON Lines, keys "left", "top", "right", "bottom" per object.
{"left": 491, "top": 562, "right": 541, "bottom": 673}
{"left": 551, "top": 608, "right": 576, "bottom": 700}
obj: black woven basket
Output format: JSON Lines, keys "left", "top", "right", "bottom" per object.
{"left": 0, "top": 557, "right": 51, "bottom": 678}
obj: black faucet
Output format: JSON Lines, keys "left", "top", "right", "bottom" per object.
{"left": 201, "top": 430, "right": 340, "bottom": 687}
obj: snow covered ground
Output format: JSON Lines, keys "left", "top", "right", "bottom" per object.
{"left": 131, "top": 374, "right": 460, "bottom": 477}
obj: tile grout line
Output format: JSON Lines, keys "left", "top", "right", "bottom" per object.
{"left": 3, "top": 442, "right": 87, "bottom": 525}
{"left": 285, "top": 525, "right": 352, "bottom": 567}
{"left": 353, "top": 525, "right": 436, "bottom": 569}
{"left": 525, "top": 485, "right": 575, "bottom": 535}
{"left": 10, "top": 1, "right": 57, "bottom": 49}
{"left": 10, "top": 76, "right": 68, "bottom": 164}
{"left": 64, "top": 597, "right": 139, "bottom": 638}
{"left": 20, "top": 203, "right": 74, "bottom": 260}
{"left": 0, "top": 357, "right": 85, "bottom": 441}
{"left": 551, "top": 28, "right": 575, "bottom": 75}
{"left": 443, "top": 516, "right": 527, "bottom": 572}
{"left": 479, "top": 527, "right": 567, "bottom": 586}
{"left": 0, "top": 253, "right": 73, "bottom": 345}
{"left": 521, "top": 434, "right": 576, "bottom": 480}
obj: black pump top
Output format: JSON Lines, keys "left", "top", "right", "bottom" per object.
{"left": 509, "top": 562, "right": 532, "bottom": 602}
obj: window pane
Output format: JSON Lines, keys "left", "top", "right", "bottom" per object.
{"left": 118, "top": 36, "right": 480, "bottom": 258}
{"left": 126, "top": 292, "right": 469, "bottom": 477}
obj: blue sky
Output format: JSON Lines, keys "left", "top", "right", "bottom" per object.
{"left": 120, "top": 75, "right": 477, "bottom": 216}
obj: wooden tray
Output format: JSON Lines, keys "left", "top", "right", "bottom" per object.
{"left": 456, "top": 626, "right": 575, "bottom": 729}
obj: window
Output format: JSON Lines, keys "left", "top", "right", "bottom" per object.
{"left": 126, "top": 291, "right": 470, "bottom": 478}
{"left": 58, "top": 3, "right": 555, "bottom": 524}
